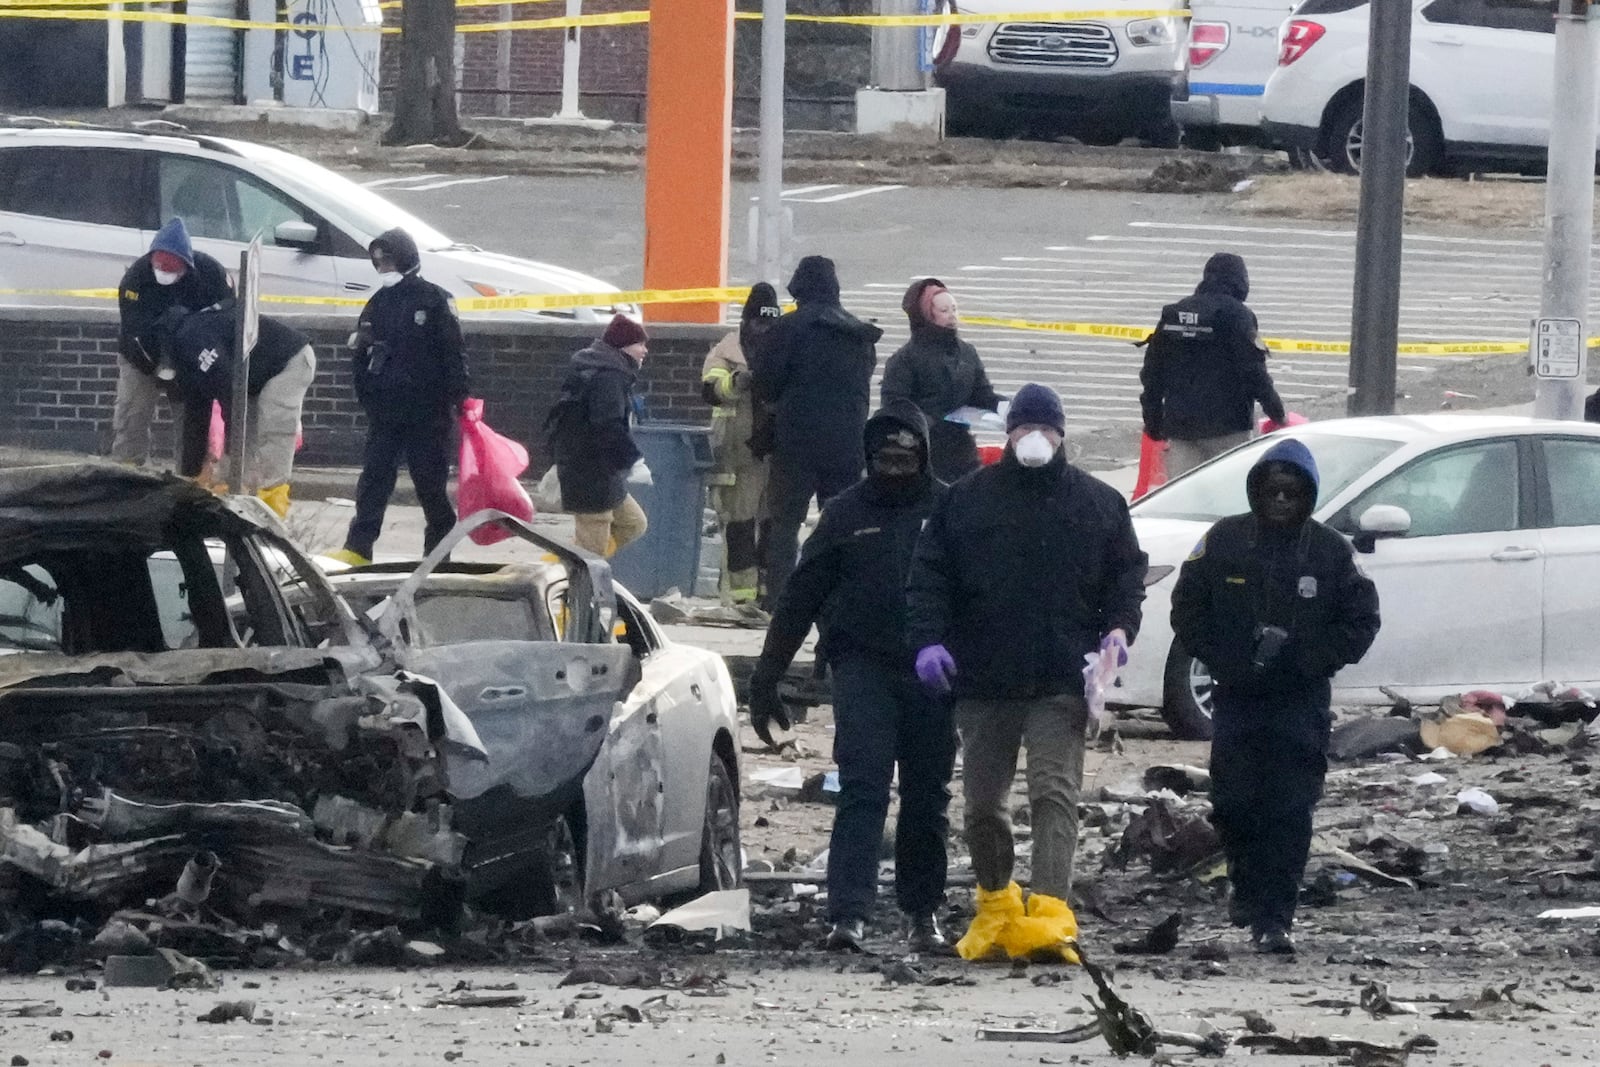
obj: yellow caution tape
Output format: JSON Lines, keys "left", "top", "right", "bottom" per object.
{"left": 0, "top": 286, "right": 1574, "bottom": 356}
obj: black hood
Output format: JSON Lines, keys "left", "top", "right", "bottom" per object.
{"left": 864, "top": 400, "right": 931, "bottom": 474}
{"left": 571, "top": 341, "right": 639, "bottom": 379}
{"left": 1196, "top": 252, "right": 1249, "bottom": 301}
{"left": 788, "top": 255, "right": 841, "bottom": 306}
{"left": 370, "top": 228, "right": 422, "bottom": 274}
{"left": 1246, "top": 437, "right": 1320, "bottom": 527}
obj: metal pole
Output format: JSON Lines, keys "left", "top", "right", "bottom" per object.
{"left": 1346, "top": 0, "right": 1412, "bottom": 417}
{"left": 557, "top": 0, "right": 584, "bottom": 119}
{"left": 495, "top": 3, "right": 511, "bottom": 118}
{"left": 871, "top": 0, "right": 923, "bottom": 91}
{"left": 1534, "top": 0, "right": 1597, "bottom": 420}
{"left": 228, "top": 252, "right": 251, "bottom": 494}
{"left": 756, "top": 0, "right": 786, "bottom": 286}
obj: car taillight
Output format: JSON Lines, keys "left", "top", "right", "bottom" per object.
{"left": 1279, "top": 20, "right": 1325, "bottom": 66}
{"left": 932, "top": 0, "right": 961, "bottom": 67}
{"left": 1188, "top": 21, "right": 1229, "bottom": 68}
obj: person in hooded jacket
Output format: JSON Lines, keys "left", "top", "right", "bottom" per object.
{"left": 329, "top": 229, "right": 472, "bottom": 566}
{"left": 702, "top": 284, "right": 781, "bottom": 605}
{"left": 747, "top": 402, "right": 956, "bottom": 954}
{"left": 165, "top": 308, "right": 317, "bottom": 517}
{"left": 1171, "top": 438, "right": 1380, "bottom": 955}
{"left": 114, "top": 217, "right": 233, "bottom": 467}
{"left": 752, "top": 255, "right": 883, "bottom": 606}
{"left": 881, "top": 279, "right": 1004, "bottom": 483}
{"left": 907, "top": 384, "right": 1146, "bottom": 930}
{"left": 549, "top": 314, "right": 652, "bottom": 557}
{"left": 1139, "top": 252, "right": 1287, "bottom": 479}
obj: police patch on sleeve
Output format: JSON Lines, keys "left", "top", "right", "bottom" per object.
{"left": 1186, "top": 535, "right": 1207, "bottom": 562}
{"left": 414, "top": 309, "right": 428, "bottom": 326}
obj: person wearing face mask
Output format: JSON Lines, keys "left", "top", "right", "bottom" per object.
{"left": 1139, "top": 252, "right": 1286, "bottom": 479}
{"left": 1171, "top": 439, "right": 1379, "bottom": 956}
{"left": 747, "top": 401, "right": 955, "bottom": 954}
{"left": 328, "top": 229, "right": 472, "bottom": 566}
{"left": 547, "top": 313, "right": 652, "bottom": 558}
{"left": 906, "top": 384, "right": 1147, "bottom": 952}
{"left": 881, "top": 279, "right": 1004, "bottom": 483}
{"left": 751, "top": 255, "right": 883, "bottom": 608}
{"left": 113, "top": 217, "right": 234, "bottom": 466}
{"left": 702, "top": 284, "right": 782, "bottom": 607}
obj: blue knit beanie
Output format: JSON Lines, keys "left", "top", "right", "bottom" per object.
{"left": 1007, "top": 383, "right": 1065, "bottom": 434}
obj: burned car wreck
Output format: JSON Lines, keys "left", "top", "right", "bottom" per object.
{"left": 0, "top": 466, "right": 646, "bottom": 959}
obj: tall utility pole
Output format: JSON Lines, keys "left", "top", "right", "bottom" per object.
{"left": 756, "top": 0, "right": 787, "bottom": 286}
{"left": 1346, "top": 0, "right": 1412, "bottom": 416}
{"left": 1533, "top": 0, "right": 1599, "bottom": 420}
{"left": 870, "top": 0, "right": 923, "bottom": 91}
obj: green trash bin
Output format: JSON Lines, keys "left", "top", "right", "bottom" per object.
{"left": 610, "top": 423, "right": 715, "bottom": 601}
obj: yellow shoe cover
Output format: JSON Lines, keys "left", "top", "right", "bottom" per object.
{"left": 256, "top": 483, "right": 291, "bottom": 519}
{"left": 325, "top": 548, "right": 372, "bottom": 568}
{"left": 956, "top": 882, "right": 1025, "bottom": 961}
{"left": 995, "top": 892, "right": 1082, "bottom": 964}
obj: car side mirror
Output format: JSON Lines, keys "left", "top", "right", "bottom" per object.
{"left": 1353, "top": 504, "right": 1411, "bottom": 553}
{"left": 274, "top": 220, "right": 319, "bottom": 249}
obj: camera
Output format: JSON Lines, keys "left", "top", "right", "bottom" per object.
{"left": 1251, "top": 624, "right": 1289, "bottom": 670}
{"left": 367, "top": 340, "right": 393, "bottom": 376}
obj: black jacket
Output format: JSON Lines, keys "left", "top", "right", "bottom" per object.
{"left": 168, "top": 311, "right": 311, "bottom": 477}
{"left": 549, "top": 341, "right": 642, "bottom": 514}
{"left": 882, "top": 325, "right": 1001, "bottom": 483}
{"left": 350, "top": 230, "right": 470, "bottom": 419}
{"left": 1139, "top": 252, "right": 1286, "bottom": 441}
{"left": 754, "top": 402, "right": 943, "bottom": 678}
{"left": 1170, "top": 438, "right": 1380, "bottom": 750}
{"left": 752, "top": 256, "right": 883, "bottom": 474}
{"left": 116, "top": 252, "right": 233, "bottom": 376}
{"left": 906, "top": 448, "right": 1148, "bottom": 701}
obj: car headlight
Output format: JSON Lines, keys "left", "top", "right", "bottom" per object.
{"left": 1127, "top": 17, "right": 1174, "bottom": 46}
{"left": 1143, "top": 564, "right": 1175, "bottom": 587}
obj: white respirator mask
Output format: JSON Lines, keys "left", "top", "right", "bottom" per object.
{"left": 378, "top": 271, "right": 404, "bottom": 288}
{"left": 1014, "top": 430, "right": 1057, "bottom": 469}
{"left": 152, "top": 268, "right": 183, "bottom": 287}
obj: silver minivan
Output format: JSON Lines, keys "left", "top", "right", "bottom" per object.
{"left": 0, "top": 125, "right": 628, "bottom": 320}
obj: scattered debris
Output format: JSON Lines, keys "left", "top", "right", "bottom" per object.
{"left": 1455, "top": 787, "right": 1500, "bottom": 816}
{"left": 1328, "top": 717, "right": 1421, "bottom": 762}
{"left": 646, "top": 890, "right": 752, "bottom": 943}
{"left": 1141, "top": 765, "right": 1211, "bottom": 795}
{"left": 1113, "top": 913, "right": 1183, "bottom": 955}
{"left": 1434, "top": 982, "right": 1549, "bottom": 1020}
{"left": 428, "top": 992, "right": 527, "bottom": 1009}
{"left": 1538, "top": 905, "right": 1600, "bottom": 920}
{"left": 4, "top": 1003, "right": 61, "bottom": 1018}
{"left": 1105, "top": 799, "right": 1221, "bottom": 876}
{"left": 1359, "top": 981, "right": 1421, "bottom": 1017}
{"left": 1421, "top": 711, "right": 1501, "bottom": 756}
{"left": 196, "top": 1001, "right": 255, "bottom": 1024}
{"left": 1236, "top": 1034, "right": 1438, "bottom": 1059}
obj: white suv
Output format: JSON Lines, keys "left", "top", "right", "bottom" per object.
{"left": 932, "top": 0, "right": 1188, "bottom": 144}
{"left": 0, "top": 125, "right": 627, "bottom": 319}
{"left": 1170, "top": 0, "right": 1297, "bottom": 149}
{"left": 1259, "top": 0, "right": 1566, "bottom": 176}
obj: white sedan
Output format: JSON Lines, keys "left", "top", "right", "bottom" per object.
{"left": 1119, "top": 415, "right": 1600, "bottom": 739}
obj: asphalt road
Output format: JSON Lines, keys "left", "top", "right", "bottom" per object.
{"left": 346, "top": 170, "right": 1585, "bottom": 444}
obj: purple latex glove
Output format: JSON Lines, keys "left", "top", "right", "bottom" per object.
{"left": 1101, "top": 629, "right": 1129, "bottom": 668}
{"left": 915, "top": 644, "right": 957, "bottom": 693}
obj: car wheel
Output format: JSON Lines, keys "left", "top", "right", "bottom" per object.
{"left": 1323, "top": 97, "right": 1441, "bottom": 178}
{"left": 531, "top": 811, "right": 584, "bottom": 916}
{"left": 1181, "top": 127, "right": 1225, "bottom": 153}
{"left": 1141, "top": 117, "right": 1183, "bottom": 150}
{"left": 1160, "top": 642, "right": 1215, "bottom": 741}
{"left": 697, "top": 754, "right": 742, "bottom": 894}
{"left": 944, "top": 92, "right": 996, "bottom": 138}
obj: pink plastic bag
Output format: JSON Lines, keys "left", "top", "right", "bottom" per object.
{"left": 457, "top": 398, "right": 534, "bottom": 545}
{"left": 1259, "top": 411, "right": 1309, "bottom": 434}
{"left": 208, "top": 401, "right": 226, "bottom": 461}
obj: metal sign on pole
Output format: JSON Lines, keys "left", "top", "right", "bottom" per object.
{"left": 1345, "top": 0, "right": 1412, "bottom": 417}
{"left": 557, "top": 0, "right": 585, "bottom": 119}
{"left": 1533, "top": 0, "right": 1598, "bottom": 420}
{"left": 755, "top": 0, "right": 788, "bottom": 286}
{"left": 228, "top": 233, "right": 263, "bottom": 495}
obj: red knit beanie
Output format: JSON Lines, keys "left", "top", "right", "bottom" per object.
{"left": 602, "top": 313, "right": 648, "bottom": 350}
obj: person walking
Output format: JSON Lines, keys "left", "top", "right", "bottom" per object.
{"left": 549, "top": 313, "right": 652, "bottom": 558}
{"left": 752, "top": 255, "right": 882, "bottom": 606}
{"left": 702, "top": 284, "right": 781, "bottom": 605}
{"left": 1139, "top": 252, "right": 1286, "bottom": 479}
{"left": 748, "top": 401, "right": 956, "bottom": 953}
{"left": 907, "top": 383, "right": 1147, "bottom": 950}
{"left": 328, "top": 229, "right": 471, "bottom": 566}
{"left": 1170, "top": 438, "right": 1379, "bottom": 955}
{"left": 881, "top": 278, "right": 1004, "bottom": 483}
{"left": 114, "top": 217, "right": 233, "bottom": 467}
{"left": 166, "top": 309, "right": 317, "bottom": 517}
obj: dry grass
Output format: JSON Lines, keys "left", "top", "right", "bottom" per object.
{"left": 1233, "top": 172, "right": 1566, "bottom": 229}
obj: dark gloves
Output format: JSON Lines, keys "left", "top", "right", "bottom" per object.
{"left": 747, "top": 664, "right": 791, "bottom": 748}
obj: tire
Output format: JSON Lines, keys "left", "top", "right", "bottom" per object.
{"left": 697, "top": 754, "right": 742, "bottom": 894}
{"left": 944, "top": 91, "right": 999, "bottom": 138}
{"left": 1322, "top": 96, "right": 1443, "bottom": 178}
{"left": 1160, "top": 642, "right": 1215, "bottom": 741}
{"left": 1181, "top": 127, "right": 1225, "bottom": 153}
{"left": 1141, "top": 117, "right": 1183, "bottom": 150}
{"left": 1073, "top": 126, "right": 1125, "bottom": 147}
{"left": 530, "top": 811, "right": 585, "bottom": 916}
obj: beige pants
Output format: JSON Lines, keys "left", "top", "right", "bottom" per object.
{"left": 1166, "top": 431, "right": 1251, "bottom": 480}
{"left": 243, "top": 345, "right": 316, "bottom": 490}
{"left": 573, "top": 494, "right": 649, "bottom": 557}
{"left": 111, "top": 357, "right": 183, "bottom": 466}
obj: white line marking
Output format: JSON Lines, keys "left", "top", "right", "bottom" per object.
{"left": 392, "top": 175, "right": 511, "bottom": 192}
{"left": 1126, "top": 220, "right": 1548, "bottom": 248}
{"left": 1084, "top": 235, "right": 1542, "bottom": 260}
{"left": 361, "top": 173, "right": 445, "bottom": 187}
{"left": 781, "top": 184, "right": 840, "bottom": 197}
{"left": 791, "top": 184, "right": 907, "bottom": 203}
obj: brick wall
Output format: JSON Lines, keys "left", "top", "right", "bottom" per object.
{"left": 376, "top": 0, "right": 870, "bottom": 129}
{"left": 0, "top": 309, "right": 723, "bottom": 472}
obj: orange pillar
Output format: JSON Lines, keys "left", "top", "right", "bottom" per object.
{"left": 642, "top": 0, "right": 734, "bottom": 324}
